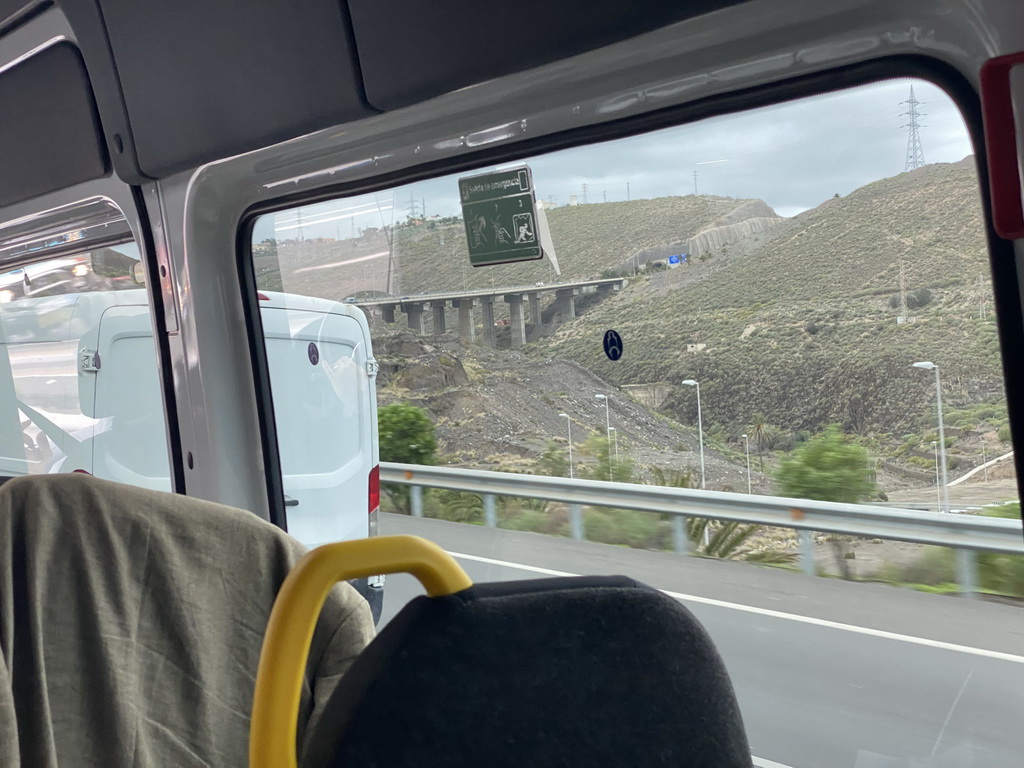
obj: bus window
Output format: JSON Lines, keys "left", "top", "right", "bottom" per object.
{"left": 0, "top": 244, "right": 172, "bottom": 490}
{"left": 252, "top": 77, "right": 1021, "bottom": 766}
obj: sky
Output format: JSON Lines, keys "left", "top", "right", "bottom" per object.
{"left": 254, "top": 77, "right": 974, "bottom": 242}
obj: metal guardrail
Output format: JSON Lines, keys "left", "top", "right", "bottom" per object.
{"left": 381, "top": 462, "right": 1024, "bottom": 598}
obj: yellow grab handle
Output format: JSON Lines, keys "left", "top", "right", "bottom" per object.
{"left": 250, "top": 535, "right": 472, "bottom": 768}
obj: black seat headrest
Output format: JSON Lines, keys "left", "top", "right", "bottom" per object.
{"left": 305, "top": 575, "right": 751, "bottom": 767}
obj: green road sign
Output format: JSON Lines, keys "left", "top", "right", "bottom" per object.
{"left": 459, "top": 166, "right": 543, "bottom": 266}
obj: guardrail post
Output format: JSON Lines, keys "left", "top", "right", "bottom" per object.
{"left": 483, "top": 494, "right": 497, "bottom": 528}
{"left": 956, "top": 548, "right": 978, "bottom": 599}
{"left": 569, "top": 504, "right": 584, "bottom": 541}
{"left": 799, "top": 530, "right": 815, "bottom": 576}
{"left": 672, "top": 516, "right": 690, "bottom": 555}
{"left": 410, "top": 486, "right": 423, "bottom": 518}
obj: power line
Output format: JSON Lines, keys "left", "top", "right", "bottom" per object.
{"left": 901, "top": 85, "right": 926, "bottom": 171}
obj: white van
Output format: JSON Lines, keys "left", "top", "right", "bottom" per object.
{"left": 0, "top": 284, "right": 384, "bottom": 620}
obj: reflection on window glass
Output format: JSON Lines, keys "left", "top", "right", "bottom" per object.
{"left": 253, "top": 79, "right": 1022, "bottom": 767}
{"left": 0, "top": 243, "right": 171, "bottom": 490}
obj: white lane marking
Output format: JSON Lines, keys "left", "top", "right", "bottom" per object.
{"left": 753, "top": 758, "right": 795, "bottom": 768}
{"left": 449, "top": 551, "right": 1024, "bottom": 665}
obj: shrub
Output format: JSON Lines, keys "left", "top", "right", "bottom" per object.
{"left": 972, "top": 406, "right": 998, "bottom": 421}
{"left": 998, "top": 423, "right": 1013, "bottom": 443}
{"left": 584, "top": 508, "right": 667, "bottom": 549}
{"left": 911, "top": 287, "right": 933, "bottom": 308}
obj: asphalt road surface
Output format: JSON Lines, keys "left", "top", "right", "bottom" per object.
{"left": 378, "top": 513, "right": 1024, "bottom": 768}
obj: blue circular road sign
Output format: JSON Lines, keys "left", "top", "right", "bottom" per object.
{"left": 603, "top": 330, "right": 623, "bottom": 361}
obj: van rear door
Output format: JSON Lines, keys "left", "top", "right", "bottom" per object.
{"left": 84, "top": 302, "right": 172, "bottom": 490}
{"left": 260, "top": 303, "right": 374, "bottom": 547}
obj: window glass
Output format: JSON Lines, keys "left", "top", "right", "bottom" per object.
{"left": 252, "top": 79, "right": 1021, "bottom": 766}
{"left": 0, "top": 243, "right": 171, "bottom": 490}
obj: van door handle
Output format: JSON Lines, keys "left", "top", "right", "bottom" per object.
{"left": 284, "top": 495, "right": 299, "bottom": 507}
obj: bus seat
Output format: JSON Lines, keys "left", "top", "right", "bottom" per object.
{"left": 253, "top": 537, "right": 751, "bottom": 767}
{"left": 0, "top": 473, "right": 374, "bottom": 768}
{"left": 304, "top": 575, "right": 752, "bottom": 767}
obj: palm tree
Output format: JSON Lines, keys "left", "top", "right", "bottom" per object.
{"left": 747, "top": 417, "right": 778, "bottom": 471}
{"left": 649, "top": 467, "right": 793, "bottom": 564}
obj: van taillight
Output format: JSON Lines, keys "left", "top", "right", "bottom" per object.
{"left": 368, "top": 465, "right": 380, "bottom": 514}
{"left": 257, "top": 292, "right": 270, "bottom": 301}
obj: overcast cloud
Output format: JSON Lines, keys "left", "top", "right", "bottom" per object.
{"left": 255, "top": 77, "right": 973, "bottom": 242}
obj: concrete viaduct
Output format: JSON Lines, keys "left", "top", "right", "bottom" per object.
{"left": 354, "top": 277, "right": 625, "bottom": 348}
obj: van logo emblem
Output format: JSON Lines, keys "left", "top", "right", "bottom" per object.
{"left": 308, "top": 342, "right": 320, "bottom": 365}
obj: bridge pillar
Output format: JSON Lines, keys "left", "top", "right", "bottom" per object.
{"left": 381, "top": 305, "right": 396, "bottom": 323}
{"left": 431, "top": 301, "right": 447, "bottom": 335}
{"left": 555, "top": 288, "right": 577, "bottom": 320}
{"left": 455, "top": 298, "right": 476, "bottom": 344}
{"left": 527, "top": 292, "right": 541, "bottom": 326}
{"left": 504, "top": 293, "right": 527, "bottom": 348}
{"left": 480, "top": 297, "right": 496, "bottom": 348}
{"left": 405, "top": 302, "right": 426, "bottom": 334}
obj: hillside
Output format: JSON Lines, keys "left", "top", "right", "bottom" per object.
{"left": 533, "top": 158, "right": 1007, "bottom": 456}
{"left": 263, "top": 156, "right": 1012, "bottom": 491}
{"left": 373, "top": 328, "right": 765, "bottom": 491}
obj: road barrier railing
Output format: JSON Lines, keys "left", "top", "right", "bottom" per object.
{"left": 381, "top": 462, "right": 1024, "bottom": 598}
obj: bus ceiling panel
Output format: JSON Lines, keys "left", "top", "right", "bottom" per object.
{"left": 0, "top": 0, "right": 52, "bottom": 36}
{"left": 0, "top": 40, "right": 108, "bottom": 209}
{"left": 347, "top": 0, "right": 751, "bottom": 112}
{"left": 60, "top": 0, "right": 373, "bottom": 182}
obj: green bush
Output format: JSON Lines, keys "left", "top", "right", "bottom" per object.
{"left": 978, "top": 552, "right": 1024, "bottom": 596}
{"left": 499, "top": 498, "right": 565, "bottom": 536}
{"left": 899, "top": 546, "right": 956, "bottom": 585}
{"left": 583, "top": 508, "right": 668, "bottom": 550}
{"left": 972, "top": 406, "right": 998, "bottom": 421}
{"left": 427, "top": 489, "right": 483, "bottom": 524}
{"left": 998, "top": 423, "right": 1013, "bottom": 443}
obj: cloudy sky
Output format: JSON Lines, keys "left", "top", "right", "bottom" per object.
{"left": 255, "top": 77, "right": 973, "bottom": 242}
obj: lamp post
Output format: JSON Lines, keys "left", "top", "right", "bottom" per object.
{"left": 609, "top": 427, "right": 619, "bottom": 467}
{"left": 931, "top": 440, "right": 941, "bottom": 511}
{"left": 913, "top": 362, "right": 949, "bottom": 513}
{"left": 742, "top": 433, "right": 751, "bottom": 494}
{"left": 594, "top": 394, "right": 612, "bottom": 481}
{"left": 559, "top": 413, "right": 573, "bottom": 479}
{"left": 681, "top": 380, "right": 705, "bottom": 490}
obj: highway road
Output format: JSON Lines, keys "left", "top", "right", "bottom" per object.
{"left": 378, "top": 512, "right": 1024, "bottom": 768}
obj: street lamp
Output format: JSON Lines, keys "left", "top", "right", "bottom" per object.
{"left": 931, "top": 440, "right": 941, "bottom": 511}
{"left": 559, "top": 413, "right": 573, "bottom": 479}
{"left": 742, "top": 433, "right": 751, "bottom": 494}
{"left": 609, "top": 427, "right": 619, "bottom": 467}
{"left": 681, "top": 380, "right": 705, "bottom": 490}
{"left": 594, "top": 394, "right": 612, "bottom": 481}
{"left": 913, "top": 362, "right": 949, "bottom": 513}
